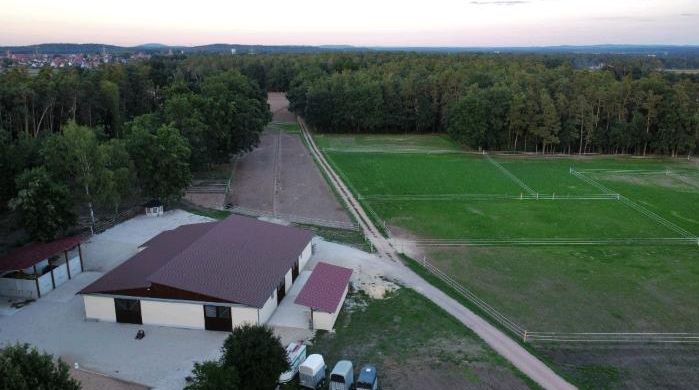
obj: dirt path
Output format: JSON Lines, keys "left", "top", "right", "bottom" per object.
{"left": 272, "top": 128, "right": 282, "bottom": 216}
{"left": 299, "top": 119, "right": 576, "bottom": 390}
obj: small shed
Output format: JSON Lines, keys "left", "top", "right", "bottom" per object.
{"left": 295, "top": 262, "right": 352, "bottom": 331}
{"left": 144, "top": 199, "right": 163, "bottom": 217}
{"left": 0, "top": 236, "right": 85, "bottom": 299}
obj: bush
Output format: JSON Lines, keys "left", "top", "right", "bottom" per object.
{"left": 0, "top": 343, "right": 80, "bottom": 390}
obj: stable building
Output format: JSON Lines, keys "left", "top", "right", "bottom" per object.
{"left": 80, "top": 214, "right": 313, "bottom": 331}
{"left": 0, "top": 236, "right": 85, "bottom": 300}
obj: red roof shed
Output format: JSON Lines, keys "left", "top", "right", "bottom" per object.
{"left": 295, "top": 262, "right": 353, "bottom": 313}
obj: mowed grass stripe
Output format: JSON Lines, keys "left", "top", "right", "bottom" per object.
{"left": 325, "top": 151, "right": 523, "bottom": 196}
{"left": 372, "top": 199, "right": 679, "bottom": 240}
{"left": 314, "top": 133, "right": 462, "bottom": 152}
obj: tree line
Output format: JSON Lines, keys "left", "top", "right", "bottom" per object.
{"left": 181, "top": 52, "right": 698, "bottom": 156}
{"left": 285, "top": 53, "right": 698, "bottom": 156}
{"left": 1, "top": 57, "right": 270, "bottom": 241}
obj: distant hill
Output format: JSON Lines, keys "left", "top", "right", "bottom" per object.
{"left": 135, "top": 43, "right": 169, "bottom": 49}
{"left": 0, "top": 43, "right": 334, "bottom": 55}
{"left": 2, "top": 42, "right": 698, "bottom": 58}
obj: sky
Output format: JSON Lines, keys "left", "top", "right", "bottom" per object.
{"left": 1, "top": 0, "right": 698, "bottom": 47}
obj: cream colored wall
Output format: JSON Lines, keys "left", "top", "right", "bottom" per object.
{"left": 232, "top": 305, "right": 260, "bottom": 328}
{"left": 299, "top": 242, "right": 312, "bottom": 270}
{"left": 257, "top": 290, "right": 279, "bottom": 324}
{"left": 285, "top": 269, "right": 293, "bottom": 293}
{"left": 141, "top": 300, "right": 205, "bottom": 330}
{"left": 83, "top": 295, "right": 116, "bottom": 322}
{"left": 313, "top": 311, "right": 335, "bottom": 331}
{"left": 312, "top": 285, "right": 348, "bottom": 331}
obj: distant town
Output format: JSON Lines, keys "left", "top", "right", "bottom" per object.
{"left": 1, "top": 48, "right": 152, "bottom": 70}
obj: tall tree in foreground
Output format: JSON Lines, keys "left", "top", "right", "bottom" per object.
{"left": 9, "top": 167, "right": 76, "bottom": 242}
{"left": 185, "top": 361, "right": 240, "bottom": 390}
{"left": 186, "top": 325, "right": 288, "bottom": 390}
{"left": 0, "top": 344, "right": 80, "bottom": 389}
{"left": 220, "top": 325, "right": 289, "bottom": 390}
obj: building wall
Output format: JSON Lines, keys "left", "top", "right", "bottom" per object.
{"left": 53, "top": 263, "right": 69, "bottom": 287}
{"left": 312, "top": 285, "right": 349, "bottom": 331}
{"left": 141, "top": 300, "right": 205, "bottom": 329}
{"left": 68, "top": 256, "right": 82, "bottom": 276}
{"left": 231, "top": 304, "right": 260, "bottom": 328}
{"left": 37, "top": 273, "right": 53, "bottom": 296}
{"left": 285, "top": 269, "right": 293, "bottom": 293}
{"left": 258, "top": 289, "right": 278, "bottom": 324}
{"left": 83, "top": 295, "right": 116, "bottom": 322}
{"left": 299, "top": 242, "right": 312, "bottom": 270}
{"left": 0, "top": 277, "right": 38, "bottom": 299}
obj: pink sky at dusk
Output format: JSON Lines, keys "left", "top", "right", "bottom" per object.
{"left": 1, "top": 0, "right": 698, "bottom": 46}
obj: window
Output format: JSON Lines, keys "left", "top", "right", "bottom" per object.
{"left": 204, "top": 305, "right": 231, "bottom": 319}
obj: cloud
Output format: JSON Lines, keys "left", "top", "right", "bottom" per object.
{"left": 469, "top": 1, "right": 530, "bottom": 5}
{"left": 680, "top": 13, "right": 697, "bottom": 17}
{"left": 589, "top": 16, "right": 655, "bottom": 23}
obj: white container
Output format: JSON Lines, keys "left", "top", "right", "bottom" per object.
{"left": 279, "top": 342, "right": 307, "bottom": 383}
{"left": 299, "top": 354, "right": 326, "bottom": 388}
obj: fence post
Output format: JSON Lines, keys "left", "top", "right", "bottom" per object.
{"left": 523, "top": 330, "right": 528, "bottom": 343}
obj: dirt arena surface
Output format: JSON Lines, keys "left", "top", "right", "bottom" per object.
{"left": 230, "top": 129, "right": 351, "bottom": 223}
{"left": 183, "top": 192, "right": 225, "bottom": 209}
{"left": 229, "top": 94, "right": 351, "bottom": 223}
{"left": 268, "top": 92, "right": 296, "bottom": 122}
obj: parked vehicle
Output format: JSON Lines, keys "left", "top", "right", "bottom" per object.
{"left": 329, "top": 360, "right": 353, "bottom": 390}
{"left": 356, "top": 364, "right": 378, "bottom": 390}
{"left": 299, "top": 354, "right": 326, "bottom": 389}
{"left": 278, "top": 342, "right": 307, "bottom": 384}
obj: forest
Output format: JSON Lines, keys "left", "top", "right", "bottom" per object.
{"left": 172, "top": 52, "right": 698, "bottom": 156}
{"left": 1, "top": 51, "right": 698, "bottom": 241}
{"left": 0, "top": 56, "right": 270, "bottom": 241}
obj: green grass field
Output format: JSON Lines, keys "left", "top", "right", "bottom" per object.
{"left": 308, "top": 288, "right": 538, "bottom": 390}
{"left": 317, "top": 133, "right": 699, "bottom": 334}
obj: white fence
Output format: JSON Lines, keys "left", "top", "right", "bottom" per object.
{"left": 230, "top": 206, "right": 360, "bottom": 231}
{"left": 415, "top": 257, "right": 527, "bottom": 340}
{"left": 414, "top": 256, "right": 699, "bottom": 344}
{"left": 404, "top": 237, "right": 699, "bottom": 247}
{"left": 362, "top": 193, "right": 620, "bottom": 201}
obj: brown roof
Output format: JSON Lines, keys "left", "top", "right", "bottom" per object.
{"left": 81, "top": 215, "right": 314, "bottom": 308}
{"left": 0, "top": 236, "right": 83, "bottom": 274}
{"left": 295, "top": 262, "right": 352, "bottom": 313}
{"left": 80, "top": 223, "right": 217, "bottom": 294}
